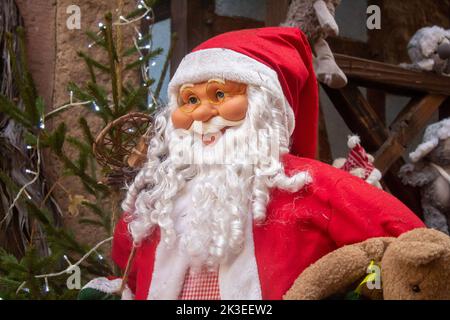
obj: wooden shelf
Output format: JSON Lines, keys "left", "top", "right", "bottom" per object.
{"left": 323, "top": 55, "right": 450, "bottom": 217}
{"left": 335, "top": 54, "right": 450, "bottom": 96}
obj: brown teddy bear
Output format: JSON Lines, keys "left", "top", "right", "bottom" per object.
{"left": 284, "top": 228, "right": 450, "bottom": 300}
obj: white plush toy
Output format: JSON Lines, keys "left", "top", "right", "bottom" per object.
{"left": 403, "top": 26, "right": 450, "bottom": 76}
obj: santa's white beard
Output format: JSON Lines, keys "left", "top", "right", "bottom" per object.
{"left": 160, "top": 119, "right": 270, "bottom": 270}
{"left": 175, "top": 163, "right": 253, "bottom": 271}
{"left": 123, "top": 85, "right": 312, "bottom": 270}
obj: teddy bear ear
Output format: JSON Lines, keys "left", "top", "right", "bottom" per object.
{"left": 389, "top": 241, "right": 446, "bottom": 266}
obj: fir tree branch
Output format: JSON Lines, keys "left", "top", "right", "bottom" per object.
{"left": 77, "top": 51, "right": 110, "bottom": 73}
{"left": 34, "top": 237, "right": 112, "bottom": 279}
{"left": 103, "top": 13, "right": 120, "bottom": 115}
{"left": 0, "top": 136, "right": 41, "bottom": 226}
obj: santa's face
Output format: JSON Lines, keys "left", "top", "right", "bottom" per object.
{"left": 171, "top": 79, "right": 248, "bottom": 146}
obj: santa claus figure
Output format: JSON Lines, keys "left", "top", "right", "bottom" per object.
{"left": 81, "top": 27, "right": 424, "bottom": 300}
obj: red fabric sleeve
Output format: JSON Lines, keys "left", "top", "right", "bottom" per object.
{"left": 328, "top": 176, "right": 425, "bottom": 248}
{"left": 111, "top": 215, "right": 137, "bottom": 294}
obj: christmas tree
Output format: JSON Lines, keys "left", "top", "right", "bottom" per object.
{"left": 0, "top": 0, "right": 173, "bottom": 299}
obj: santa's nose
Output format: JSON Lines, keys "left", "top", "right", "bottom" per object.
{"left": 191, "top": 103, "right": 219, "bottom": 122}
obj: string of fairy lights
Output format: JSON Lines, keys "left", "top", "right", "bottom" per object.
{"left": 6, "top": 0, "right": 159, "bottom": 296}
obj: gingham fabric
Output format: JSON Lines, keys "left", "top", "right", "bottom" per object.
{"left": 178, "top": 269, "right": 221, "bottom": 300}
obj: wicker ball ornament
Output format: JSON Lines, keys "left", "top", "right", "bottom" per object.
{"left": 93, "top": 112, "right": 153, "bottom": 187}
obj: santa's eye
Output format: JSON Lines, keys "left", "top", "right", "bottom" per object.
{"left": 216, "top": 90, "right": 225, "bottom": 100}
{"left": 188, "top": 96, "right": 199, "bottom": 105}
{"left": 412, "top": 285, "right": 421, "bottom": 293}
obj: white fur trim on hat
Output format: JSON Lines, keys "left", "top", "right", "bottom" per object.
{"left": 409, "top": 118, "right": 450, "bottom": 162}
{"left": 347, "top": 135, "right": 361, "bottom": 149}
{"left": 168, "top": 48, "right": 296, "bottom": 137}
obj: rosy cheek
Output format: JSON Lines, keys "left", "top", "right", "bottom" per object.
{"left": 171, "top": 108, "right": 193, "bottom": 129}
{"left": 218, "top": 95, "right": 248, "bottom": 121}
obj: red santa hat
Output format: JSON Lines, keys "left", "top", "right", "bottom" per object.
{"left": 168, "top": 27, "right": 319, "bottom": 159}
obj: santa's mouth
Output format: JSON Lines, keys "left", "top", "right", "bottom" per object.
{"left": 201, "top": 127, "right": 228, "bottom": 145}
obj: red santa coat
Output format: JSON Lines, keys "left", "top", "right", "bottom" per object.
{"left": 111, "top": 154, "right": 424, "bottom": 300}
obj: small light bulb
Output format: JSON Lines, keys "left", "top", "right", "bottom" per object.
{"left": 88, "top": 44, "right": 93, "bottom": 48}
{"left": 145, "top": 16, "right": 150, "bottom": 20}
{"left": 139, "top": 57, "right": 144, "bottom": 61}
{"left": 98, "top": 254, "right": 104, "bottom": 261}
{"left": 26, "top": 145, "right": 32, "bottom": 150}
{"left": 39, "top": 122, "right": 45, "bottom": 129}
{"left": 93, "top": 102, "right": 100, "bottom": 112}
{"left": 44, "top": 278, "right": 50, "bottom": 293}
{"left": 151, "top": 61, "right": 156, "bottom": 67}
{"left": 138, "top": 4, "right": 143, "bottom": 9}
{"left": 145, "top": 44, "right": 151, "bottom": 49}
{"left": 98, "top": 22, "right": 104, "bottom": 28}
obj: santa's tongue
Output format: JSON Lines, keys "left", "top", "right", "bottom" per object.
{"left": 191, "top": 119, "right": 241, "bottom": 145}
{"left": 192, "top": 121, "right": 223, "bottom": 145}
{"left": 202, "top": 132, "right": 217, "bottom": 145}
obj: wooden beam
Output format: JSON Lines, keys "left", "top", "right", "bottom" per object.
{"left": 335, "top": 54, "right": 450, "bottom": 96}
{"left": 440, "top": 97, "right": 450, "bottom": 120}
{"left": 367, "top": 89, "right": 386, "bottom": 125}
{"left": 321, "top": 84, "right": 388, "bottom": 152}
{"left": 210, "top": 14, "right": 264, "bottom": 36}
{"left": 322, "top": 84, "right": 423, "bottom": 215}
{"left": 374, "top": 94, "right": 446, "bottom": 174}
{"left": 265, "top": 0, "right": 289, "bottom": 26}
{"left": 170, "top": 0, "right": 188, "bottom": 76}
{"left": 328, "top": 37, "right": 373, "bottom": 59}
{"left": 153, "top": 0, "right": 171, "bottom": 23}
{"left": 170, "top": 0, "right": 265, "bottom": 74}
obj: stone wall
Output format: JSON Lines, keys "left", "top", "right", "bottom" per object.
{"left": 16, "top": 0, "right": 138, "bottom": 246}
{"left": 15, "top": 0, "right": 56, "bottom": 107}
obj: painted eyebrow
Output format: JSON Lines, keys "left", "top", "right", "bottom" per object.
{"left": 179, "top": 83, "right": 194, "bottom": 93}
{"left": 207, "top": 78, "right": 226, "bottom": 84}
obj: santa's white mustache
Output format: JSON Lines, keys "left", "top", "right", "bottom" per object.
{"left": 188, "top": 116, "right": 244, "bottom": 135}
